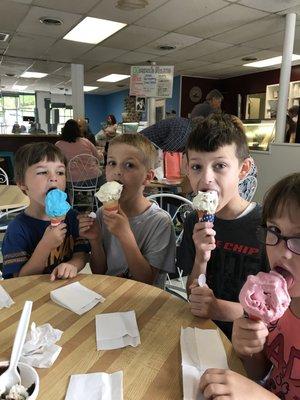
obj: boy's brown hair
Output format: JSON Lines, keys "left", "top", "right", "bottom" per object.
{"left": 14, "top": 142, "right": 67, "bottom": 184}
{"left": 108, "top": 133, "right": 157, "bottom": 169}
{"left": 262, "top": 173, "right": 300, "bottom": 224}
{"left": 186, "top": 113, "right": 249, "bottom": 163}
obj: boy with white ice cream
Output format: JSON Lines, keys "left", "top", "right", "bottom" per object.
{"left": 177, "top": 114, "right": 268, "bottom": 338}
{"left": 78, "top": 134, "right": 175, "bottom": 287}
{"left": 2, "top": 143, "right": 89, "bottom": 280}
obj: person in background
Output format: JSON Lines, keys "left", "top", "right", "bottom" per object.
{"left": 285, "top": 105, "right": 299, "bottom": 143}
{"left": 55, "top": 119, "right": 101, "bottom": 184}
{"left": 1, "top": 143, "right": 89, "bottom": 280}
{"left": 190, "top": 89, "right": 223, "bottom": 119}
{"left": 177, "top": 114, "right": 268, "bottom": 339}
{"left": 95, "top": 114, "right": 118, "bottom": 165}
{"left": 78, "top": 133, "right": 176, "bottom": 288}
{"left": 76, "top": 117, "right": 96, "bottom": 145}
{"left": 200, "top": 173, "right": 300, "bottom": 400}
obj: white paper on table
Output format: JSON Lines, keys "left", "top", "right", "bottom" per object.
{"left": 65, "top": 371, "right": 123, "bottom": 400}
{"left": 20, "top": 322, "right": 63, "bottom": 368}
{"left": 96, "top": 311, "right": 140, "bottom": 350}
{"left": 181, "top": 327, "right": 229, "bottom": 400}
{"left": 0, "top": 284, "right": 14, "bottom": 308}
{"left": 50, "top": 282, "right": 105, "bottom": 315}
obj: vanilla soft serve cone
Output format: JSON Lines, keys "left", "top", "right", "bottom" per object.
{"left": 95, "top": 181, "right": 123, "bottom": 212}
{"left": 192, "top": 190, "right": 218, "bottom": 222}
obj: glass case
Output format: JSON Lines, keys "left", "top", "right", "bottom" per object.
{"left": 243, "top": 120, "right": 275, "bottom": 151}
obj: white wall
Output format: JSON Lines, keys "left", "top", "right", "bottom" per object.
{"left": 251, "top": 143, "right": 300, "bottom": 203}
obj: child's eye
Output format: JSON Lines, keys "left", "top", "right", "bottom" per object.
{"left": 214, "top": 163, "right": 227, "bottom": 170}
{"left": 107, "top": 160, "right": 116, "bottom": 166}
{"left": 124, "top": 162, "right": 134, "bottom": 169}
{"left": 268, "top": 225, "right": 280, "bottom": 234}
{"left": 37, "top": 171, "right": 47, "bottom": 175}
{"left": 57, "top": 171, "right": 65, "bottom": 176}
{"left": 191, "top": 164, "right": 201, "bottom": 171}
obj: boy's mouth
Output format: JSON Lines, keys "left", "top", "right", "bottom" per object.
{"left": 274, "top": 266, "right": 294, "bottom": 289}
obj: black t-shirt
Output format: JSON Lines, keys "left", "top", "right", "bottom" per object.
{"left": 177, "top": 204, "right": 269, "bottom": 338}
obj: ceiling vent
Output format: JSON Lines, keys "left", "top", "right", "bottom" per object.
{"left": 157, "top": 45, "right": 176, "bottom": 51}
{"left": 0, "top": 32, "right": 9, "bottom": 42}
{"left": 39, "top": 17, "right": 63, "bottom": 26}
{"left": 115, "top": 0, "right": 148, "bottom": 10}
{"left": 5, "top": 73, "right": 16, "bottom": 77}
{"left": 241, "top": 56, "right": 258, "bottom": 62}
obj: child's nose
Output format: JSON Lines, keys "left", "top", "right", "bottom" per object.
{"left": 48, "top": 173, "right": 58, "bottom": 182}
{"left": 202, "top": 168, "right": 214, "bottom": 184}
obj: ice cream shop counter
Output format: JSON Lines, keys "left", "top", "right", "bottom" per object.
{"left": 0, "top": 133, "right": 59, "bottom": 153}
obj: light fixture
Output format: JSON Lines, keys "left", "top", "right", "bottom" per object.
{"left": 63, "top": 17, "right": 126, "bottom": 45}
{"left": 12, "top": 85, "right": 27, "bottom": 91}
{"left": 21, "top": 72, "right": 48, "bottom": 78}
{"left": 39, "top": 17, "right": 63, "bottom": 26}
{"left": 97, "top": 74, "right": 130, "bottom": 82}
{"left": 84, "top": 86, "right": 98, "bottom": 92}
{"left": 244, "top": 54, "right": 300, "bottom": 68}
{"left": 116, "top": 0, "right": 148, "bottom": 10}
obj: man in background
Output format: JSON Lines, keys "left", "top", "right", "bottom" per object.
{"left": 76, "top": 117, "right": 96, "bottom": 145}
{"left": 190, "top": 89, "right": 223, "bottom": 119}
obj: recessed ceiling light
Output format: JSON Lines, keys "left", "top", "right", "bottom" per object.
{"left": 12, "top": 85, "right": 27, "bottom": 91}
{"left": 97, "top": 74, "right": 130, "bottom": 82}
{"left": 21, "top": 72, "right": 48, "bottom": 78}
{"left": 63, "top": 17, "right": 126, "bottom": 45}
{"left": 158, "top": 45, "right": 176, "bottom": 51}
{"left": 39, "top": 17, "right": 63, "bottom": 26}
{"left": 84, "top": 86, "right": 98, "bottom": 92}
{"left": 116, "top": 0, "right": 148, "bottom": 10}
{"left": 244, "top": 54, "right": 300, "bottom": 68}
{"left": 5, "top": 73, "right": 16, "bottom": 77}
{"left": 241, "top": 56, "right": 258, "bottom": 62}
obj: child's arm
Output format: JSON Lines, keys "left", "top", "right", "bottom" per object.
{"left": 103, "top": 208, "right": 159, "bottom": 284}
{"left": 186, "top": 220, "right": 216, "bottom": 293}
{"left": 232, "top": 317, "right": 271, "bottom": 381}
{"left": 199, "top": 369, "right": 279, "bottom": 400}
{"left": 50, "top": 251, "right": 88, "bottom": 281}
{"left": 78, "top": 213, "right": 107, "bottom": 275}
{"left": 19, "top": 224, "right": 67, "bottom": 276}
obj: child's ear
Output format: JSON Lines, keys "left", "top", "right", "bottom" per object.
{"left": 238, "top": 157, "right": 251, "bottom": 180}
{"left": 18, "top": 182, "right": 28, "bottom": 194}
{"left": 143, "top": 169, "right": 155, "bottom": 185}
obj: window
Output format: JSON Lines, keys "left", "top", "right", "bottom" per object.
{"left": 0, "top": 93, "right": 35, "bottom": 134}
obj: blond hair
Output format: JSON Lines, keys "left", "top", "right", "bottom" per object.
{"left": 109, "top": 133, "right": 157, "bottom": 169}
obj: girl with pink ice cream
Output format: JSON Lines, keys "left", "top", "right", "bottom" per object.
{"left": 199, "top": 173, "right": 300, "bottom": 400}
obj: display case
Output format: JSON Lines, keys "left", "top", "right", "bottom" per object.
{"left": 243, "top": 120, "right": 275, "bottom": 151}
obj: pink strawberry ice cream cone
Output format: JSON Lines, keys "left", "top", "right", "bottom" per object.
{"left": 239, "top": 271, "right": 291, "bottom": 325}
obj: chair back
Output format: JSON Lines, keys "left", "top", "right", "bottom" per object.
{"left": 0, "top": 167, "right": 8, "bottom": 185}
{"left": 238, "top": 157, "right": 258, "bottom": 202}
{"left": 67, "top": 154, "right": 102, "bottom": 210}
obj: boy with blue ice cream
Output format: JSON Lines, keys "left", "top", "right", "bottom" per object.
{"left": 2, "top": 143, "right": 89, "bottom": 280}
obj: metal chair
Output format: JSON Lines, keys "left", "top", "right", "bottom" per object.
{"left": 0, "top": 167, "right": 8, "bottom": 185}
{"left": 147, "top": 193, "right": 193, "bottom": 299}
{"left": 67, "top": 154, "right": 103, "bottom": 211}
{"left": 238, "top": 157, "right": 258, "bottom": 202}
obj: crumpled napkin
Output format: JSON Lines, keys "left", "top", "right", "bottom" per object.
{"left": 96, "top": 311, "right": 140, "bottom": 350}
{"left": 181, "top": 327, "right": 229, "bottom": 400}
{"left": 0, "top": 284, "right": 14, "bottom": 308}
{"left": 20, "top": 322, "right": 63, "bottom": 368}
{"left": 50, "top": 282, "right": 105, "bottom": 315}
{"left": 65, "top": 371, "right": 123, "bottom": 400}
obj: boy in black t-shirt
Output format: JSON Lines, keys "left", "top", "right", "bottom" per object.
{"left": 177, "top": 114, "right": 268, "bottom": 338}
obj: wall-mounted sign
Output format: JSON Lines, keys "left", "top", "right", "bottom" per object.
{"left": 130, "top": 65, "right": 174, "bottom": 98}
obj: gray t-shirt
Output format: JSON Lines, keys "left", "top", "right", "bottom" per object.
{"left": 96, "top": 203, "right": 176, "bottom": 287}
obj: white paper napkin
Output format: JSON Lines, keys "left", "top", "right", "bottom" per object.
{"left": 50, "top": 282, "right": 105, "bottom": 315}
{"left": 20, "top": 322, "right": 63, "bottom": 368}
{"left": 65, "top": 371, "right": 123, "bottom": 400}
{"left": 0, "top": 284, "right": 14, "bottom": 308}
{"left": 96, "top": 311, "right": 140, "bottom": 350}
{"left": 181, "top": 327, "right": 229, "bottom": 400}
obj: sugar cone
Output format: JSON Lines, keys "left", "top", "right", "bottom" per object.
{"left": 50, "top": 215, "right": 65, "bottom": 227}
{"left": 103, "top": 200, "right": 119, "bottom": 213}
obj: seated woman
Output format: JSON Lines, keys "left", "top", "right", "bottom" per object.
{"left": 55, "top": 119, "right": 102, "bottom": 186}
{"left": 95, "top": 114, "right": 118, "bottom": 146}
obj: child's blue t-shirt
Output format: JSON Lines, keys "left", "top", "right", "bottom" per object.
{"left": 2, "top": 210, "right": 90, "bottom": 279}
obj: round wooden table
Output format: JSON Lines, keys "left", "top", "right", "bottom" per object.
{"left": 0, "top": 275, "right": 244, "bottom": 399}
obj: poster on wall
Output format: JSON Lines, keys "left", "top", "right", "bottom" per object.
{"left": 130, "top": 65, "right": 174, "bottom": 98}
{"left": 135, "top": 96, "right": 146, "bottom": 112}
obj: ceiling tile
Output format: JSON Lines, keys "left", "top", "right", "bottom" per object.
{"left": 45, "top": 40, "right": 94, "bottom": 62}
{"left": 32, "top": 0, "right": 99, "bottom": 14}
{"left": 176, "top": 4, "right": 268, "bottom": 39}
{"left": 244, "top": 31, "right": 285, "bottom": 50}
{"left": 116, "top": 51, "right": 154, "bottom": 64}
{"left": 204, "top": 45, "right": 259, "bottom": 62}
{"left": 212, "top": 14, "right": 285, "bottom": 44}
{"left": 138, "top": 32, "right": 202, "bottom": 56}
{"left": 89, "top": 0, "right": 168, "bottom": 24}
{"left": 102, "top": 25, "right": 166, "bottom": 50}
{"left": 239, "top": 0, "right": 300, "bottom": 13}
{"left": 17, "top": 6, "right": 82, "bottom": 38}
{"left": 135, "top": 0, "right": 227, "bottom": 31}
{"left": 0, "top": 1, "right": 30, "bottom": 31}
{"left": 221, "top": 49, "right": 282, "bottom": 66}
{"left": 29, "top": 60, "right": 66, "bottom": 73}
{"left": 5, "top": 33, "right": 56, "bottom": 58}
{"left": 82, "top": 46, "right": 128, "bottom": 62}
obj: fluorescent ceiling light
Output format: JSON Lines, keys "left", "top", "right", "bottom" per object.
{"left": 97, "top": 74, "right": 130, "bottom": 82}
{"left": 21, "top": 71, "right": 48, "bottom": 78}
{"left": 63, "top": 17, "right": 126, "bottom": 44}
{"left": 12, "top": 85, "right": 27, "bottom": 91}
{"left": 244, "top": 54, "right": 300, "bottom": 68}
{"left": 84, "top": 86, "right": 98, "bottom": 92}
